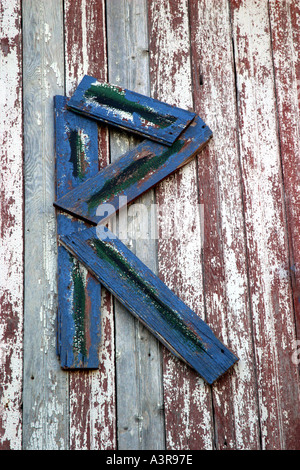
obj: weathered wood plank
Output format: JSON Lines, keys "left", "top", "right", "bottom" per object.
{"left": 68, "top": 75, "right": 196, "bottom": 146}
{"left": 148, "top": 0, "right": 214, "bottom": 449}
{"left": 0, "top": 0, "right": 23, "bottom": 450}
{"left": 22, "top": 0, "right": 68, "bottom": 449}
{"left": 190, "top": 0, "right": 261, "bottom": 449}
{"left": 269, "top": 0, "right": 300, "bottom": 344}
{"left": 64, "top": 0, "right": 116, "bottom": 450}
{"left": 16, "top": 0, "right": 300, "bottom": 451}
{"left": 230, "top": 0, "right": 300, "bottom": 449}
{"left": 106, "top": 0, "right": 165, "bottom": 450}
{"left": 59, "top": 226, "right": 238, "bottom": 384}
{"left": 54, "top": 116, "right": 212, "bottom": 225}
{"left": 54, "top": 95, "right": 101, "bottom": 369}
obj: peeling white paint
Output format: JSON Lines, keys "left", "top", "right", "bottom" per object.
{"left": 232, "top": 0, "right": 299, "bottom": 449}
{"left": 44, "top": 22, "right": 51, "bottom": 43}
{"left": 0, "top": 0, "right": 23, "bottom": 450}
{"left": 149, "top": 0, "right": 214, "bottom": 449}
{"left": 2, "top": 0, "right": 298, "bottom": 452}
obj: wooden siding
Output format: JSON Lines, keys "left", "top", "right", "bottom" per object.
{"left": 54, "top": 95, "right": 102, "bottom": 370}
{"left": 0, "top": 0, "right": 299, "bottom": 450}
{"left": 67, "top": 75, "right": 196, "bottom": 146}
{"left": 54, "top": 115, "right": 212, "bottom": 226}
{"left": 106, "top": 0, "right": 165, "bottom": 450}
{"left": 64, "top": 0, "right": 116, "bottom": 450}
{"left": 22, "top": 0, "right": 67, "bottom": 449}
{"left": 0, "top": 0, "right": 23, "bottom": 450}
{"left": 59, "top": 226, "right": 238, "bottom": 385}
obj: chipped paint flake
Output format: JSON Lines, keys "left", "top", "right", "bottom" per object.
{"left": 0, "top": 0, "right": 23, "bottom": 450}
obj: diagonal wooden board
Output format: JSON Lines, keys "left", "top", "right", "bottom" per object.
{"left": 58, "top": 225, "right": 239, "bottom": 384}
{"left": 55, "top": 95, "right": 102, "bottom": 369}
{"left": 67, "top": 75, "right": 196, "bottom": 146}
{"left": 54, "top": 115, "right": 212, "bottom": 226}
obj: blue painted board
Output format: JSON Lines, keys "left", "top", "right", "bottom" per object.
{"left": 54, "top": 115, "right": 212, "bottom": 226}
{"left": 54, "top": 95, "right": 101, "bottom": 369}
{"left": 59, "top": 225, "right": 238, "bottom": 384}
{"left": 67, "top": 75, "right": 196, "bottom": 146}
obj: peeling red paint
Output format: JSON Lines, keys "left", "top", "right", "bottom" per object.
{"left": 229, "top": 0, "right": 300, "bottom": 449}
{"left": 1, "top": 0, "right": 299, "bottom": 451}
{"left": 269, "top": 0, "right": 300, "bottom": 344}
{"left": 0, "top": 0, "right": 23, "bottom": 450}
{"left": 148, "top": 0, "right": 214, "bottom": 450}
{"left": 65, "top": 0, "right": 116, "bottom": 450}
{"left": 0, "top": 192, "right": 16, "bottom": 239}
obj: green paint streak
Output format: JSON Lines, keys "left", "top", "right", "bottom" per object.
{"left": 89, "top": 238, "right": 206, "bottom": 353}
{"left": 71, "top": 258, "right": 87, "bottom": 358}
{"left": 68, "top": 129, "right": 87, "bottom": 181}
{"left": 84, "top": 82, "right": 177, "bottom": 129}
{"left": 87, "top": 139, "right": 185, "bottom": 211}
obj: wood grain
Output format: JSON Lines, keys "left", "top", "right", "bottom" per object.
{"left": 148, "top": 0, "right": 214, "bottom": 449}
{"left": 269, "top": 0, "right": 300, "bottom": 343}
{"left": 190, "top": 0, "right": 260, "bottom": 449}
{"left": 22, "top": 0, "right": 68, "bottom": 449}
{"left": 0, "top": 0, "right": 23, "bottom": 450}
{"left": 60, "top": 226, "right": 238, "bottom": 384}
{"left": 230, "top": 0, "right": 300, "bottom": 449}
{"left": 54, "top": 116, "right": 212, "bottom": 226}
{"left": 106, "top": 0, "right": 165, "bottom": 450}
{"left": 54, "top": 95, "right": 102, "bottom": 369}
{"left": 68, "top": 75, "right": 196, "bottom": 146}
{"left": 2, "top": 0, "right": 299, "bottom": 450}
{"left": 64, "top": 0, "right": 116, "bottom": 450}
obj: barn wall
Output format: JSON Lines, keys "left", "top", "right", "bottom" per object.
{"left": 0, "top": 0, "right": 299, "bottom": 450}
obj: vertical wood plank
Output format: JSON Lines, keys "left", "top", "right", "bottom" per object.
{"left": 106, "top": 0, "right": 165, "bottom": 450}
{"left": 189, "top": 0, "right": 261, "bottom": 449}
{"left": 230, "top": 0, "right": 300, "bottom": 449}
{"left": 55, "top": 96, "right": 102, "bottom": 370}
{"left": 269, "top": 0, "right": 300, "bottom": 341}
{"left": 64, "top": 0, "right": 116, "bottom": 450}
{"left": 0, "top": 0, "right": 23, "bottom": 450}
{"left": 22, "top": 0, "right": 68, "bottom": 449}
{"left": 148, "top": 0, "right": 214, "bottom": 449}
